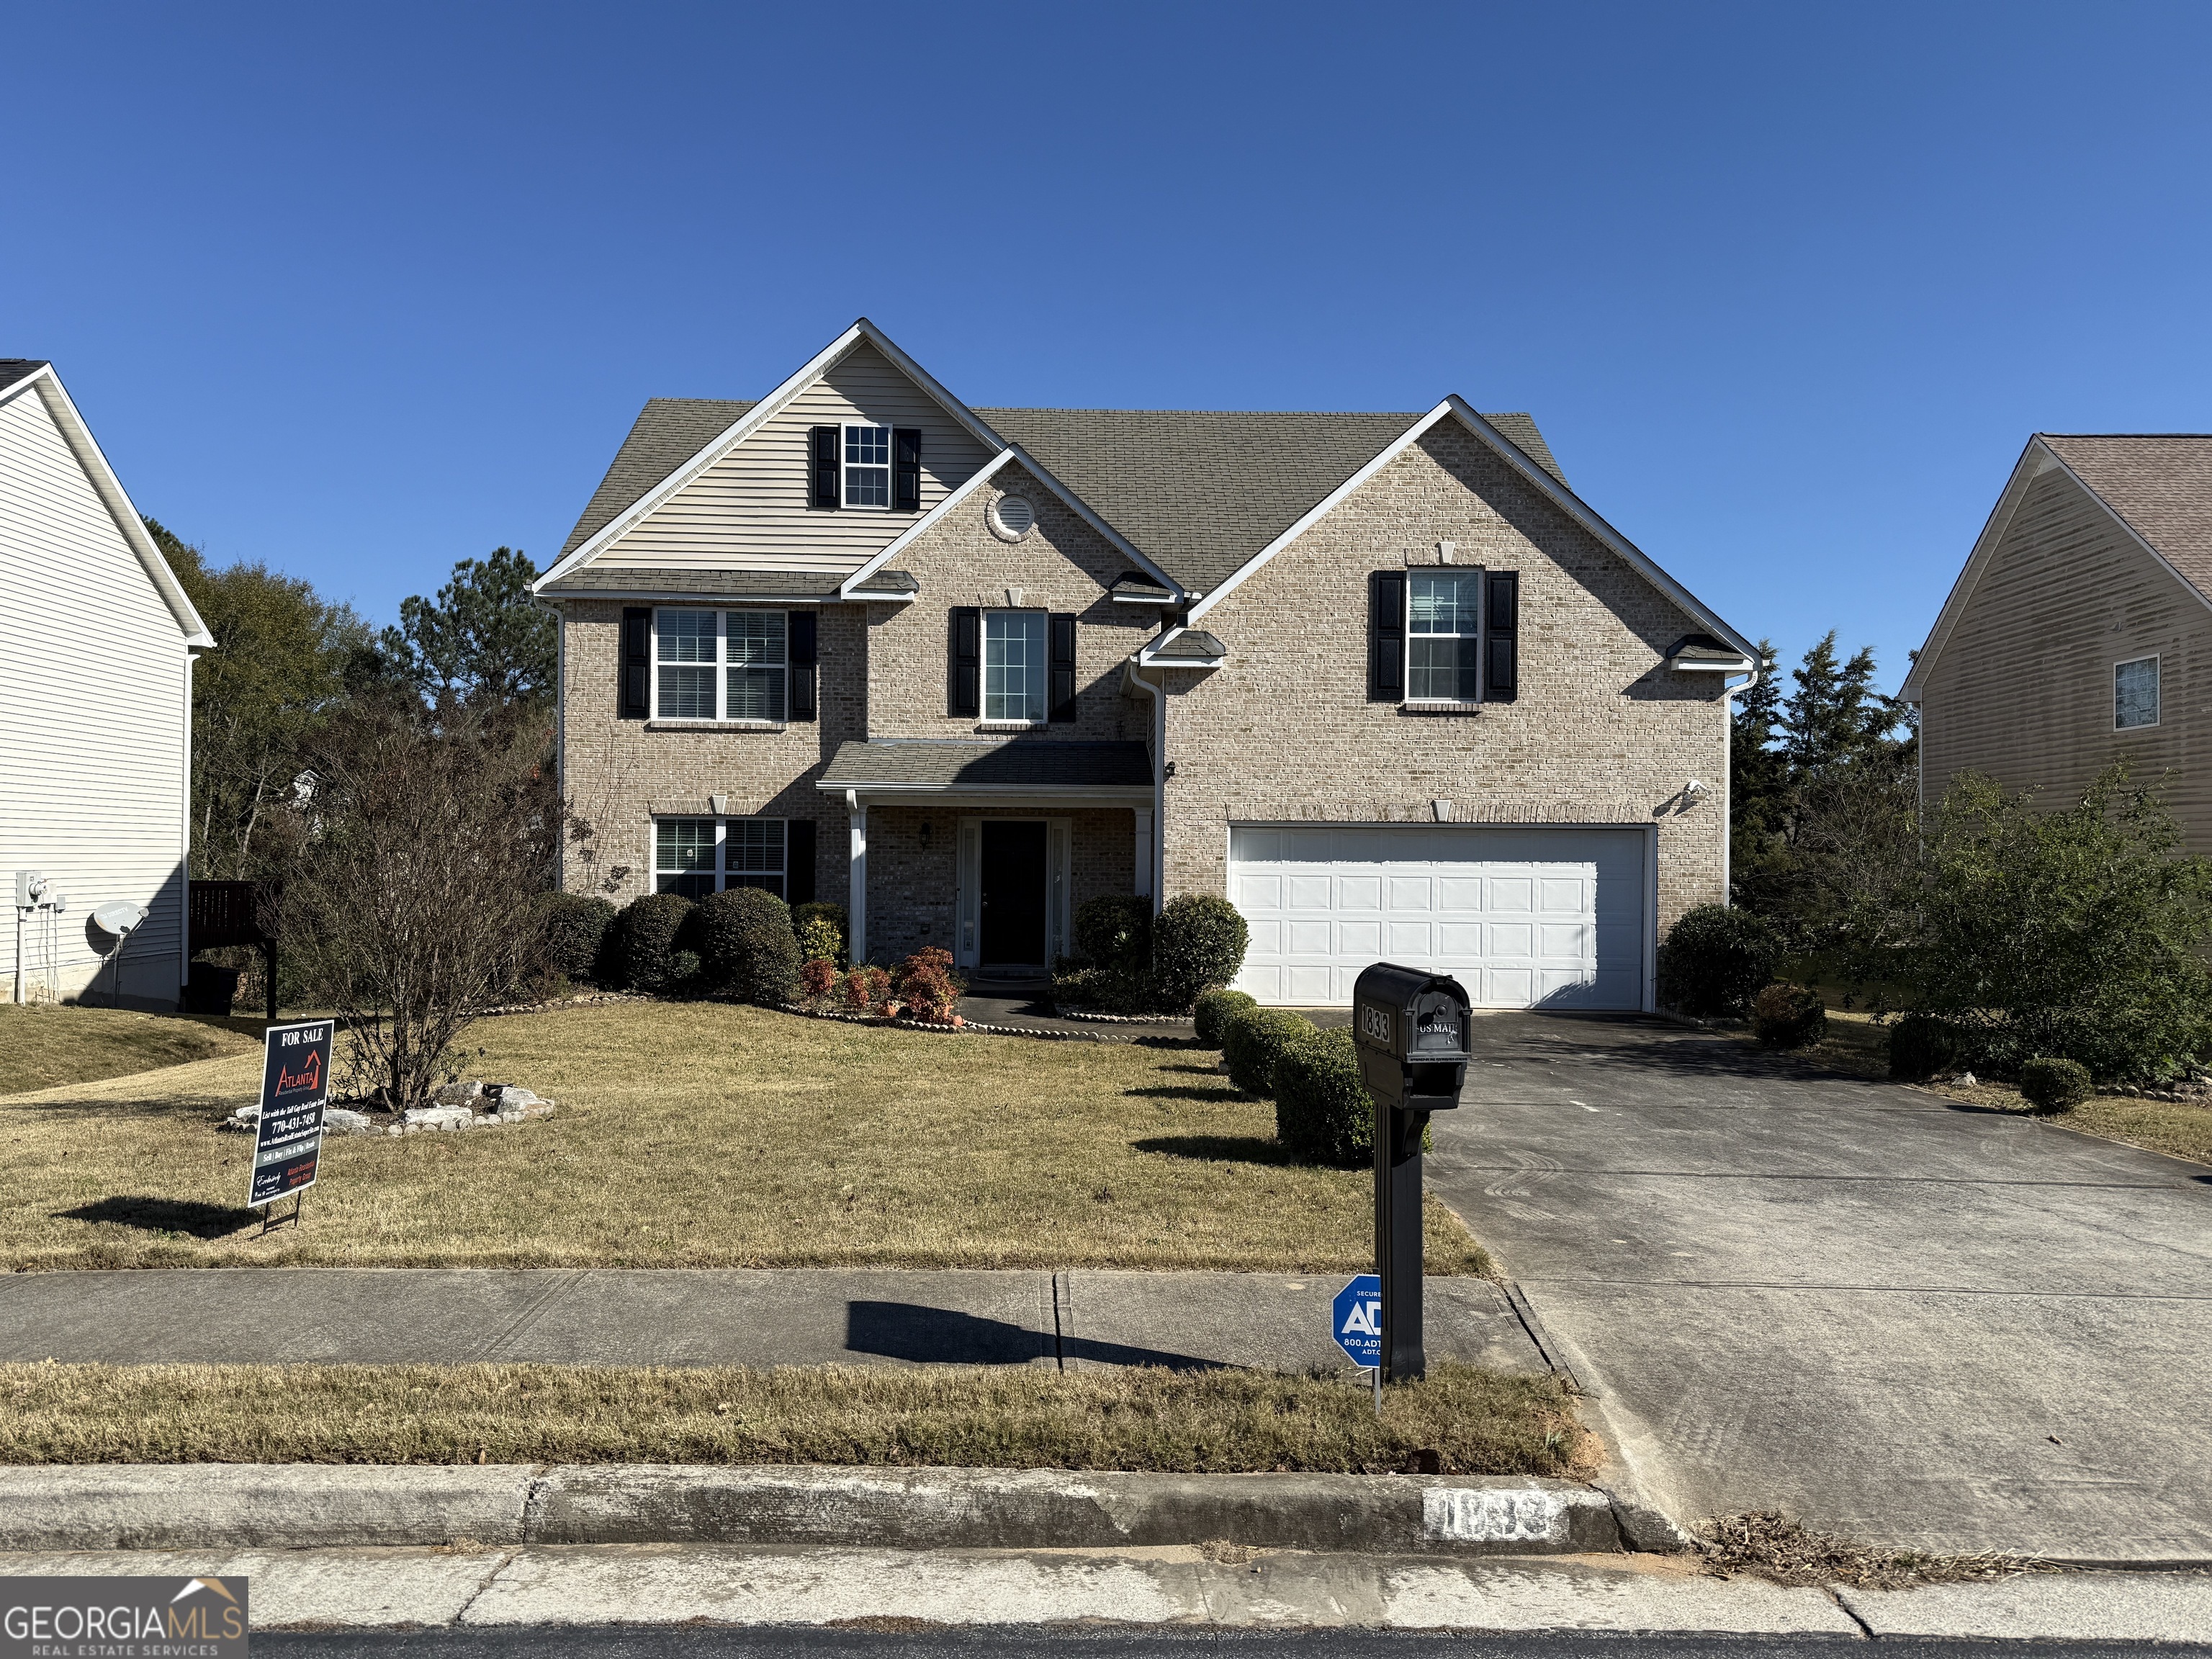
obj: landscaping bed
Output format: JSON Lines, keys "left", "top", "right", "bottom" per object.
{"left": 0, "top": 1360, "right": 1587, "bottom": 1476}
{"left": 0, "top": 1005, "right": 258, "bottom": 1098}
{"left": 0, "top": 1000, "right": 1488, "bottom": 1274}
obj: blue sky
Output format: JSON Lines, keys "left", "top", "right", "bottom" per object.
{"left": 9, "top": 3, "right": 2211, "bottom": 690}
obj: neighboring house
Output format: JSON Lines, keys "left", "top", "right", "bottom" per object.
{"left": 1904, "top": 436, "right": 2212, "bottom": 847}
{"left": 0, "top": 359, "right": 212, "bottom": 1010}
{"left": 537, "top": 321, "right": 1752, "bottom": 1010}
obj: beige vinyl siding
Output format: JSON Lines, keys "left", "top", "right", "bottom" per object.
{"left": 1919, "top": 461, "right": 2212, "bottom": 853}
{"left": 0, "top": 381, "right": 190, "bottom": 1007}
{"left": 598, "top": 341, "right": 993, "bottom": 573}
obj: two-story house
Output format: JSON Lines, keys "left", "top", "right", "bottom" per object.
{"left": 536, "top": 322, "right": 1752, "bottom": 1010}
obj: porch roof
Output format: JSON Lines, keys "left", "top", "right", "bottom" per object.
{"left": 818, "top": 739, "right": 1154, "bottom": 797}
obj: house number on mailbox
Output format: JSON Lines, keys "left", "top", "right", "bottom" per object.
{"left": 1360, "top": 1004, "right": 1393, "bottom": 1046}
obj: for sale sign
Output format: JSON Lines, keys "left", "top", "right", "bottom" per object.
{"left": 249, "top": 1018, "right": 333, "bottom": 1207}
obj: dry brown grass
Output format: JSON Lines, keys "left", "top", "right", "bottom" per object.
{"left": 0, "top": 1001, "right": 1488, "bottom": 1274}
{"left": 1699, "top": 1511, "right": 2057, "bottom": 1590}
{"left": 0, "top": 1360, "right": 1591, "bottom": 1477}
{"left": 0, "top": 1005, "right": 258, "bottom": 1098}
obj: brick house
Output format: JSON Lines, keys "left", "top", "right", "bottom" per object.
{"left": 536, "top": 321, "right": 1752, "bottom": 1010}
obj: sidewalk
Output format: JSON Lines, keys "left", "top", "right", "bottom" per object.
{"left": 0, "top": 1267, "right": 1545, "bottom": 1374}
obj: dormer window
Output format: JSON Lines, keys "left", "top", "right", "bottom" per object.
{"left": 844, "top": 424, "right": 892, "bottom": 508}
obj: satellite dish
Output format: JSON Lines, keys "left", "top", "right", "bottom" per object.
{"left": 91, "top": 902, "right": 148, "bottom": 938}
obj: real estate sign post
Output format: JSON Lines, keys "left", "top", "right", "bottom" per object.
{"left": 250, "top": 1018, "right": 333, "bottom": 1210}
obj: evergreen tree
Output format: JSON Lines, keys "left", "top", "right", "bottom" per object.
{"left": 379, "top": 547, "right": 556, "bottom": 709}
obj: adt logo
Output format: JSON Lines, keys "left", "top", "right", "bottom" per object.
{"left": 1332, "top": 1274, "right": 1382, "bottom": 1367}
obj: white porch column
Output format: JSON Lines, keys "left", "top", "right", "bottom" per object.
{"left": 1133, "top": 808, "right": 1154, "bottom": 900}
{"left": 845, "top": 789, "right": 868, "bottom": 963}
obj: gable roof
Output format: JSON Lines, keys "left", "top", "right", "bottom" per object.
{"left": 0, "top": 360, "right": 212, "bottom": 649}
{"left": 559, "top": 397, "right": 754, "bottom": 558}
{"left": 1902, "top": 433, "right": 2212, "bottom": 702}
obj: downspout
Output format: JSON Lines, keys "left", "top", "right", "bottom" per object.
{"left": 1123, "top": 657, "right": 1166, "bottom": 913}
{"left": 1722, "top": 674, "right": 1746, "bottom": 908}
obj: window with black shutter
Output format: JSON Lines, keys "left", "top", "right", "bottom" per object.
{"left": 789, "top": 611, "right": 819, "bottom": 721}
{"left": 808, "top": 426, "right": 840, "bottom": 510}
{"left": 894, "top": 428, "right": 922, "bottom": 512}
{"left": 787, "top": 819, "right": 817, "bottom": 904}
{"left": 1049, "top": 613, "right": 1078, "bottom": 721}
{"left": 1368, "top": 572, "right": 1406, "bottom": 701}
{"left": 620, "top": 606, "right": 650, "bottom": 719}
{"left": 948, "top": 606, "right": 981, "bottom": 717}
{"left": 1485, "top": 571, "right": 1519, "bottom": 701}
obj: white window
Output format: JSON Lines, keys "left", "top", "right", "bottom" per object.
{"left": 984, "top": 610, "right": 1048, "bottom": 723}
{"left": 654, "top": 610, "right": 786, "bottom": 722}
{"left": 1407, "top": 571, "right": 1482, "bottom": 703}
{"left": 2116, "top": 655, "right": 2160, "bottom": 730}
{"left": 655, "top": 816, "right": 788, "bottom": 899}
{"left": 844, "top": 423, "right": 891, "bottom": 509}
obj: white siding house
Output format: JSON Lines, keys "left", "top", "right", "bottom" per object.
{"left": 0, "top": 360, "right": 211, "bottom": 1009}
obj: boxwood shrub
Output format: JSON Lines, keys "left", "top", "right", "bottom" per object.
{"left": 544, "top": 893, "right": 616, "bottom": 984}
{"left": 1658, "top": 904, "right": 1780, "bottom": 1017}
{"left": 2020, "top": 1056, "right": 2092, "bottom": 1112}
{"left": 1221, "top": 1006, "right": 1315, "bottom": 1098}
{"left": 1273, "top": 1025, "right": 1372, "bottom": 1165}
{"left": 695, "top": 886, "right": 804, "bottom": 1006}
{"left": 1151, "top": 894, "right": 1249, "bottom": 1012}
{"left": 1193, "top": 987, "right": 1258, "bottom": 1048}
{"left": 1075, "top": 894, "right": 1152, "bottom": 971}
{"left": 614, "top": 893, "right": 695, "bottom": 993}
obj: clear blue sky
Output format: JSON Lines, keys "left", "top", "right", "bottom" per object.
{"left": 9, "top": 3, "right": 2211, "bottom": 690}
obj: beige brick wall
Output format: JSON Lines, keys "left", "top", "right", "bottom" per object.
{"left": 1161, "top": 421, "right": 1730, "bottom": 943}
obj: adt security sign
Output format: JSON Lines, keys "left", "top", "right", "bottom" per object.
{"left": 250, "top": 1018, "right": 334, "bottom": 1208}
{"left": 1332, "top": 1273, "right": 1382, "bottom": 1368}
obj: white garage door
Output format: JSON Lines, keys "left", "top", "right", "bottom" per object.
{"left": 1227, "top": 824, "right": 1650, "bottom": 1010}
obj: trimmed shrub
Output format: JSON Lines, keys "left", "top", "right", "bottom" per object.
{"left": 793, "top": 902, "right": 849, "bottom": 966}
{"left": 1075, "top": 895, "right": 1152, "bottom": 970}
{"left": 894, "top": 946, "right": 963, "bottom": 1022}
{"left": 799, "top": 958, "right": 837, "bottom": 1001}
{"left": 1750, "top": 981, "right": 1827, "bottom": 1049}
{"left": 1887, "top": 1012, "right": 1962, "bottom": 1082}
{"left": 1194, "top": 987, "right": 1258, "bottom": 1048}
{"left": 1222, "top": 1006, "right": 1316, "bottom": 1098}
{"left": 613, "top": 893, "right": 695, "bottom": 993}
{"left": 1274, "top": 1025, "right": 1372, "bottom": 1165}
{"left": 694, "top": 887, "right": 803, "bottom": 1005}
{"left": 544, "top": 894, "right": 616, "bottom": 985}
{"left": 1658, "top": 904, "right": 1780, "bottom": 1018}
{"left": 1151, "top": 894, "right": 1249, "bottom": 1013}
{"left": 2020, "top": 1056, "right": 2092, "bottom": 1113}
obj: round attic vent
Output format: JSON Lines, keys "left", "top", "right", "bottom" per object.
{"left": 990, "top": 495, "right": 1035, "bottom": 540}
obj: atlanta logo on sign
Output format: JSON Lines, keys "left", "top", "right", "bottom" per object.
{"left": 1332, "top": 1273, "right": 1382, "bottom": 1368}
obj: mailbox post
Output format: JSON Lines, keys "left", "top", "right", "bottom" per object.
{"left": 1352, "top": 963, "right": 1473, "bottom": 1382}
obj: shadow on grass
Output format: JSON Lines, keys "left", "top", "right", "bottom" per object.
{"left": 1125, "top": 1084, "right": 1246, "bottom": 1103}
{"left": 1154, "top": 1063, "right": 1226, "bottom": 1076}
{"left": 1133, "top": 1133, "right": 1304, "bottom": 1167}
{"left": 55, "top": 1196, "right": 258, "bottom": 1238}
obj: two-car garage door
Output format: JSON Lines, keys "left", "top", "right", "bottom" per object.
{"left": 1227, "top": 824, "right": 1650, "bottom": 1010}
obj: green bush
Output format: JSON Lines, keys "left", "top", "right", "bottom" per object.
{"left": 613, "top": 893, "right": 695, "bottom": 993}
{"left": 1075, "top": 894, "right": 1152, "bottom": 970}
{"left": 1051, "top": 961, "right": 1156, "bottom": 1015}
{"left": 1658, "top": 904, "right": 1779, "bottom": 1017}
{"left": 1221, "top": 1006, "right": 1315, "bottom": 1098}
{"left": 694, "top": 887, "right": 804, "bottom": 1006}
{"left": 792, "top": 902, "right": 849, "bottom": 966}
{"left": 1750, "top": 981, "right": 1827, "bottom": 1050}
{"left": 544, "top": 894, "right": 616, "bottom": 985}
{"left": 2020, "top": 1056, "right": 2092, "bottom": 1112}
{"left": 1886, "top": 1012, "right": 1961, "bottom": 1082}
{"left": 1151, "top": 894, "right": 1249, "bottom": 1013}
{"left": 1193, "top": 988, "right": 1258, "bottom": 1048}
{"left": 1274, "top": 1026, "right": 1373, "bottom": 1165}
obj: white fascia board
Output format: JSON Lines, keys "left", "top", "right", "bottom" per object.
{"left": 11, "top": 367, "right": 215, "bottom": 649}
{"left": 534, "top": 318, "right": 1012, "bottom": 594}
{"left": 1670, "top": 657, "right": 1755, "bottom": 673}
{"left": 838, "top": 444, "right": 1184, "bottom": 601}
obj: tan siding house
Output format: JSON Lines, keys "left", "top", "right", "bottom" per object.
{"left": 1905, "top": 436, "right": 2212, "bottom": 853}
{"left": 539, "top": 320, "right": 1751, "bottom": 1008}
{"left": 0, "top": 360, "right": 211, "bottom": 1009}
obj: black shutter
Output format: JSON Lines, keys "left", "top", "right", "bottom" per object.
{"left": 949, "top": 607, "right": 981, "bottom": 717}
{"left": 620, "top": 606, "right": 651, "bottom": 719}
{"left": 809, "top": 426, "right": 840, "bottom": 510}
{"left": 1049, "top": 613, "right": 1078, "bottom": 721}
{"left": 786, "top": 818, "right": 817, "bottom": 905}
{"left": 1369, "top": 572, "right": 1405, "bottom": 701}
{"left": 789, "top": 610, "right": 818, "bottom": 721}
{"left": 1485, "top": 571, "right": 1519, "bottom": 702}
{"left": 893, "top": 428, "right": 922, "bottom": 512}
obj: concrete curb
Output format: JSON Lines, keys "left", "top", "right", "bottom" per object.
{"left": 0, "top": 1464, "right": 1619, "bottom": 1557}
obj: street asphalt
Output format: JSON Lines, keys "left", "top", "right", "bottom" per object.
{"left": 1423, "top": 1012, "right": 2212, "bottom": 1563}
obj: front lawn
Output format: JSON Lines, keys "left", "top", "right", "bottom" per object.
{"left": 0, "top": 1002, "right": 1488, "bottom": 1274}
{"left": 0, "top": 1004, "right": 258, "bottom": 1097}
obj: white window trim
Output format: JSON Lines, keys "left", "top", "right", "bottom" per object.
{"left": 652, "top": 814, "right": 790, "bottom": 899}
{"left": 982, "top": 608, "right": 1051, "bottom": 726}
{"left": 842, "top": 422, "right": 894, "bottom": 512}
{"left": 652, "top": 608, "right": 789, "bottom": 724}
{"left": 2114, "top": 653, "right": 2162, "bottom": 732}
{"left": 1403, "top": 566, "right": 1487, "bottom": 707}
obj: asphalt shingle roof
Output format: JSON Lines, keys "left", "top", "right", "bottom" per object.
{"left": 0, "top": 359, "right": 50, "bottom": 395}
{"left": 2040, "top": 434, "right": 2212, "bottom": 601}
{"left": 559, "top": 397, "right": 755, "bottom": 557}
{"left": 819, "top": 740, "right": 1154, "bottom": 791}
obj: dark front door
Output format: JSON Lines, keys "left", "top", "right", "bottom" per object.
{"left": 979, "top": 821, "right": 1048, "bottom": 969}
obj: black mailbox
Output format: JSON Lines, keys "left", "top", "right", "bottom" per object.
{"left": 1352, "top": 963, "right": 1474, "bottom": 1384}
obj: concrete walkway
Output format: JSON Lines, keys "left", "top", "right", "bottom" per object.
{"left": 1424, "top": 1012, "right": 2212, "bottom": 1563}
{"left": 0, "top": 1267, "right": 1545, "bottom": 1375}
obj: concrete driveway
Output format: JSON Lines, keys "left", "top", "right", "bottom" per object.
{"left": 1423, "top": 1012, "right": 2212, "bottom": 1562}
